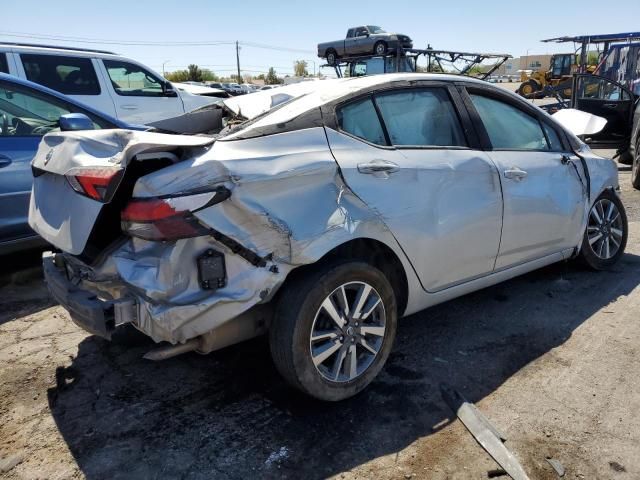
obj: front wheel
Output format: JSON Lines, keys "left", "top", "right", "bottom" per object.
{"left": 269, "top": 261, "right": 397, "bottom": 401}
{"left": 632, "top": 141, "right": 640, "bottom": 189}
{"left": 518, "top": 80, "right": 539, "bottom": 96}
{"left": 579, "top": 190, "right": 628, "bottom": 269}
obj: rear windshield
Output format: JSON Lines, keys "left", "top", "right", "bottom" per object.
{"left": 21, "top": 54, "right": 101, "bottom": 95}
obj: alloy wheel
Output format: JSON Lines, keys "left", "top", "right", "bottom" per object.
{"left": 309, "top": 281, "right": 386, "bottom": 383}
{"left": 587, "top": 198, "right": 624, "bottom": 259}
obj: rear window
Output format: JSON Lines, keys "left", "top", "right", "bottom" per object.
{"left": 0, "top": 53, "right": 8, "bottom": 74}
{"left": 337, "top": 97, "right": 387, "bottom": 145}
{"left": 21, "top": 54, "right": 101, "bottom": 95}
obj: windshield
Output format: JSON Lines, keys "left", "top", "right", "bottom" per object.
{"left": 367, "top": 26, "right": 387, "bottom": 34}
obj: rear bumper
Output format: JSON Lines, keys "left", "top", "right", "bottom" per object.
{"left": 42, "top": 251, "right": 136, "bottom": 339}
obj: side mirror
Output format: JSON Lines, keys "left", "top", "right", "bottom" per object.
{"left": 163, "top": 82, "right": 178, "bottom": 97}
{"left": 364, "top": 31, "right": 370, "bottom": 36}
{"left": 59, "top": 113, "right": 94, "bottom": 132}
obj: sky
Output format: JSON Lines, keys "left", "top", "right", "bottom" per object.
{"left": 3, "top": 0, "right": 640, "bottom": 79}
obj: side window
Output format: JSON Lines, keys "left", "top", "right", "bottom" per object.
{"left": 103, "top": 60, "right": 164, "bottom": 97}
{"left": 577, "top": 76, "right": 631, "bottom": 101}
{"left": 21, "top": 54, "right": 100, "bottom": 95}
{"left": 337, "top": 97, "right": 387, "bottom": 146}
{"left": 542, "top": 123, "right": 564, "bottom": 151}
{"left": 470, "top": 94, "right": 548, "bottom": 150}
{"left": 375, "top": 89, "right": 467, "bottom": 147}
{"left": 0, "top": 53, "right": 8, "bottom": 74}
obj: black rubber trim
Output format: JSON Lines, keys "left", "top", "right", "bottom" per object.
{"left": 43, "top": 254, "right": 115, "bottom": 339}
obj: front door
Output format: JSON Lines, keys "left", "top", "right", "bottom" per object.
{"left": 326, "top": 86, "right": 503, "bottom": 292}
{"left": 466, "top": 91, "right": 585, "bottom": 269}
{"left": 571, "top": 74, "right": 636, "bottom": 149}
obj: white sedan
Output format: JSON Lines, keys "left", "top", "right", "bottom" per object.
{"left": 29, "top": 74, "right": 627, "bottom": 401}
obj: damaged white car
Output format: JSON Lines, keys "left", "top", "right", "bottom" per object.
{"left": 29, "top": 74, "right": 628, "bottom": 401}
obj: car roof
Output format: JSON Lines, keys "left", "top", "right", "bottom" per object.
{"left": 0, "top": 72, "right": 130, "bottom": 127}
{"left": 222, "top": 73, "right": 523, "bottom": 140}
{"left": 224, "top": 73, "right": 489, "bottom": 120}
{"left": 0, "top": 42, "right": 117, "bottom": 56}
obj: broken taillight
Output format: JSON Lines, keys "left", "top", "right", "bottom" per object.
{"left": 120, "top": 187, "right": 230, "bottom": 241}
{"left": 65, "top": 167, "right": 124, "bottom": 203}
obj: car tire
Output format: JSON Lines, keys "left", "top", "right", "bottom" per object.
{"left": 618, "top": 149, "right": 633, "bottom": 165}
{"left": 374, "top": 41, "right": 387, "bottom": 56}
{"left": 326, "top": 50, "right": 337, "bottom": 66}
{"left": 269, "top": 261, "right": 397, "bottom": 401}
{"left": 632, "top": 139, "right": 640, "bottom": 190}
{"left": 579, "top": 189, "right": 628, "bottom": 270}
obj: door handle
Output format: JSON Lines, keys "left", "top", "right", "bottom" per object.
{"left": 602, "top": 103, "right": 618, "bottom": 109}
{"left": 503, "top": 167, "right": 527, "bottom": 181}
{"left": 120, "top": 105, "right": 138, "bottom": 110}
{"left": 0, "top": 155, "right": 12, "bottom": 168}
{"left": 357, "top": 159, "right": 399, "bottom": 175}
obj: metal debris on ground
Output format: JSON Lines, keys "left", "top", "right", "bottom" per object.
{"left": 440, "top": 384, "right": 530, "bottom": 480}
{"left": 546, "top": 457, "right": 565, "bottom": 477}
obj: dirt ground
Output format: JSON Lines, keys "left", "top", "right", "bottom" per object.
{"left": 1, "top": 155, "right": 639, "bottom": 480}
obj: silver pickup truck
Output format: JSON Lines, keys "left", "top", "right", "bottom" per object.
{"left": 317, "top": 26, "right": 413, "bottom": 65}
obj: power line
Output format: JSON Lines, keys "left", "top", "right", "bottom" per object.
{"left": 0, "top": 30, "right": 315, "bottom": 53}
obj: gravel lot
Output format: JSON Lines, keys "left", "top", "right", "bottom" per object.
{"left": 1, "top": 155, "right": 639, "bottom": 480}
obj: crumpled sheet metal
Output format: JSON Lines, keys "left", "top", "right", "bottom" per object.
{"left": 104, "top": 127, "right": 405, "bottom": 344}
{"left": 34, "top": 129, "right": 214, "bottom": 175}
{"left": 108, "top": 236, "right": 290, "bottom": 343}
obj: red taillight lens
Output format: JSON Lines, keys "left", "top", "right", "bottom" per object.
{"left": 121, "top": 188, "right": 230, "bottom": 241}
{"left": 65, "top": 167, "right": 124, "bottom": 203}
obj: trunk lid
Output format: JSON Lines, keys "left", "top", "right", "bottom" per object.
{"left": 29, "top": 129, "right": 214, "bottom": 256}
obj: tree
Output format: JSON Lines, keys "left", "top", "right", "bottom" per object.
{"left": 187, "top": 64, "right": 203, "bottom": 82}
{"left": 266, "top": 67, "right": 279, "bottom": 85}
{"left": 164, "top": 70, "right": 189, "bottom": 82}
{"left": 200, "top": 69, "right": 219, "bottom": 82}
{"left": 293, "top": 60, "right": 309, "bottom": 77}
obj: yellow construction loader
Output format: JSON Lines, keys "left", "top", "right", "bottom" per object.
{"left": 517, "top": 53, "right": 576, "bottom": 98}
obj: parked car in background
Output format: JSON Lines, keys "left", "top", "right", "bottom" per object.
{"left": 0, "top": 72, "right": 136, "bottom": 255}
{"left": 30, "top": 74, "right": 626, "bottom": 401}
{"left": 172, "top": 82, "right": 230, "bottom": 99}
{"left": 205, "top": 82, "right": 225, "bottom": 89}
{"left": 0, "top": 43, "right": 219, "bottom": 123}
{"left": 318, "top": 26, "right": 413, "bottom": 66}
{"left": 240, "top": 83, "right": 259, "bottom": 94}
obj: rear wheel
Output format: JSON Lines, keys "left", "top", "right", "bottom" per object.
{"left": 374, "top": 41, "right": 387, "bottom": 56}
{"left": 269, "top": 261, "right": 397, "bottom": 401}
{"left": 579, "top": 190, "right": 628, "bottom": 269}
{"left": 326, "top": 50, "right": 337, "bottom": 66}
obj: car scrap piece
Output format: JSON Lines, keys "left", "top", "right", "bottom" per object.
{"left": 440, "top": 384, "right": 530, "bottom": 480}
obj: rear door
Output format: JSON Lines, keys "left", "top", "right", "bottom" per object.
{"left": 99, "top": 59, "right": 184, "bottom": 123}
{"left": 16, "top": 52, "right": 117, "bottom": 117}
{"left": 326, "top": 85, "right": 503, "bottom": 292}
{"left": 571, "top": 74, "right": 636, "bottom": 148}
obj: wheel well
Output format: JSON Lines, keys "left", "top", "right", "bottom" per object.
{"left": 283, "top": 238, "right": 409, "bottom": 316}
{"left": 326, "top": 48, "right": 336, "bottom": 56}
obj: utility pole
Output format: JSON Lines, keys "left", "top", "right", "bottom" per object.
{"left": 236, "top": 41, "right": 241, "bottom": 83}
